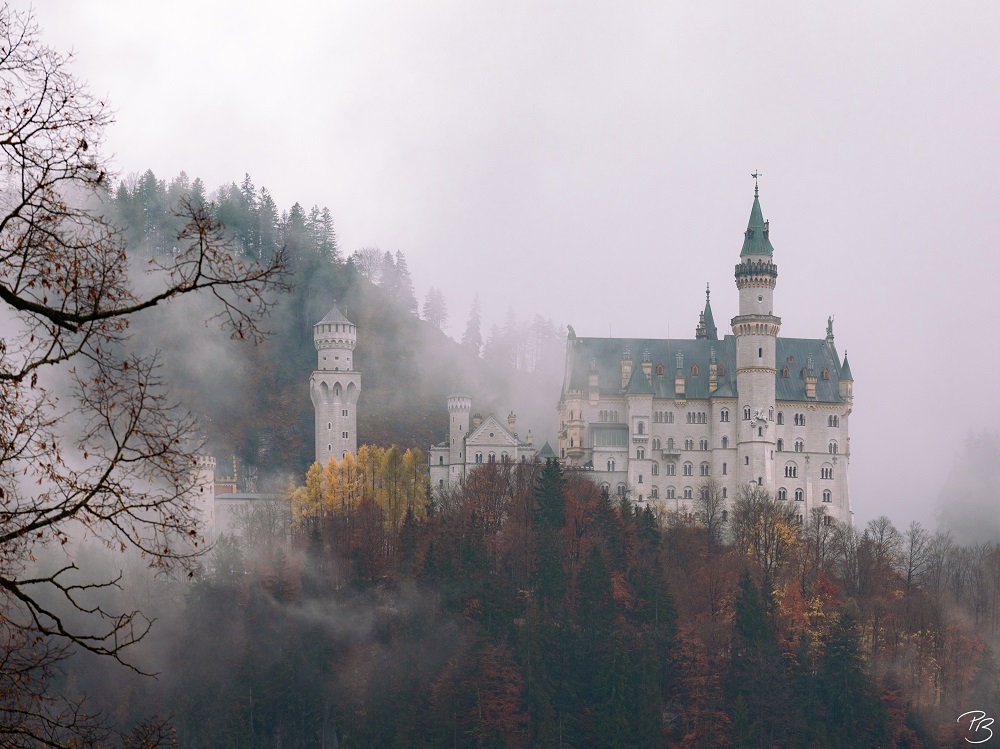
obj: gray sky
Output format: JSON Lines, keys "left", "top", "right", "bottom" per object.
{"left": 23, "top": 0, "right": 1000, "bottom": 530}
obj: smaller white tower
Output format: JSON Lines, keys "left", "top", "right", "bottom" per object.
{"left": 447, "top": 394, "right": 472, "bottom": 484}
{"left": 310, "top": 303, "right": 361, "bottom": 465}
{"left": 191, "top": 454, "right": 216, "bottom": 541}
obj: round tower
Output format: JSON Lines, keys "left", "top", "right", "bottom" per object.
{"left": 190, "top": 454, "right": 216, "bottom": 541}
{"left": 447, "top": 394, "right": 472, "bottom": 484}
{"left": 310, "top": 303, "right": 361, "bottom": 465}
{"left": 732, "top": 180, "right": 781, "bottom": 490}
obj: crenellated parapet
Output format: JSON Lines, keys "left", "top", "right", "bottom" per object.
{"left": 734, "top": 258, "right": 779, "bottom": 289}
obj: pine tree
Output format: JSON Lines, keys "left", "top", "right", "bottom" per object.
{"left": 422, "top": 287, "right": 448, "bottom": 329}
{"left": 394, "top": 250, "right": 418, "bottom": 313}
{"left": 462, "top": 295, "right": 484, "bottom": 355}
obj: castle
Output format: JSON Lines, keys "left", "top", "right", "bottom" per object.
{"left": 556, "top": 184, "right": 854, "bottom": 524}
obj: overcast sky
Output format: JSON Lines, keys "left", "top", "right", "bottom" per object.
{"left": 22, "top": 1, "right": 1000, "bottom": 530}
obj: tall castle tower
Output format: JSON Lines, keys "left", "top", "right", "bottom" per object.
{"left": 310, "top": 303, "right": 360, "bottom": 465}
{"left": 733, "top": 179, "right": 781, "bottom": 489}
{"left": 447, "top": 394, "right": 472, "bottom": 484}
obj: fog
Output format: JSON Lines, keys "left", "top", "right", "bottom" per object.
{"left": 20, "top": 1, "right": 1000, "bottom": 529}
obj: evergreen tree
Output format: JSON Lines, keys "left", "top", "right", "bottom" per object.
{"left": 394, "top": 250, "right": 418, "bottom": 313}
{"left": 422, "top": 287, "right": 448, "bottom": 329}
{"left": 462, "top": 295, "right": 483, "bottom": 355}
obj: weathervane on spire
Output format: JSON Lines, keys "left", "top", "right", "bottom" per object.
{"left": 751, "top": 171, "right": 762, "bottom": 197}
{"left": 706, "top": 282, "right": 711, "bottom": 302}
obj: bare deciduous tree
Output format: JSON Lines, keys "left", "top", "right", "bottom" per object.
{"left": 0, "top": 8, "right": 286, "bottom": 745}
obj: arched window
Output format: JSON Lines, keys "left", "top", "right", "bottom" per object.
{"left": 777, "top": 488, "right": 787, "bottom": 500}
{"left": 718, "top": 365, "right": 725, "bottom": 376}
{"left": 488, "top": 453, "right": 496, "bottom": 463}
{"left": 700, "top": 462, "right": 710, "bottom": 476}
{"left": 334, "top": 382, "right": 342, "bottom": 396}
{"left": 743, "top": 407, "right": 751, "bottom": 420}
{"left": 721, "top": 409, "right": 730, "bottom": 422}
{"left": 721, "top": 509, "right": 728, "bottom": 521}
{"left": 686, "top": 413, "right": 693, "bottom": 424}
{"left": 782, "top": 366, "right": 789, "bottom": 378}
{"left": 769, "top": 407, "right": 773, "bottom": 420}
{"left": 821, "top": 464, "right": 833, "bottom": 479}
{"left": 638, "top": 474, "right": 643, "bottom": 484}
{"left": 822, "top": 490, "right": 832, "bottom": 503}
{"left": 795, "top": 489, "right": 804, "bottom": 501}
{"left": 745, "top": 456, "right": 750, "bottom": 465}
{"left": 666, "top": 412, "right": 674, "bottom": 424}
{"left": 637, "top": 421, "right": 645, "bottom": 435}
{"left": 700, "top": 438, "right": 709, "bottom": 451}
{"left": 651, "top": 486, "right": 659, "bottom": 498}
{"left": 722, "top": 436, "right": 729, "bottom": 449}
{"left": 666, "top": 487, "right": 675, "bottom": 499}
{"left": 439, "top": 456, "right": 444, "bottom": 465}
{"left": 829, "top": 441, "right": 838, "bottom": 454}
{"left": 667, "top": 438, "right": 675, "bottom": 451}
{"left": 666, "top": 463, "right": 675, "bottom": 476}
{"left": 636, "top": 448, "right": 645, "bottom": 460}
{"left": 691, "top": 364, "right": 699, "bottom": 376}
{"left": 684, "top": 487, "right": 693, "bottom": 499}
{"left": 617, "top": 483, "right": 628, "bottom": 497}
{"left": 652, "top": 462, "right": 659, "bottom": 476}
{"left": 475, "top": 452, "right": 483, "bottom": 464}
{"left": 600, "top": 482, "right": 610, "bottom": 494}
{"left": 607, "top": 459, "right": 615, "bottom": 472}
{"left": 722, "top": 462, "right": 727, "bottom": 475}
{"left": 777, "top": 439, "right": 784, "bottom": 452}
{"left": 684, "top": 438, "right": 694, "bottom": 451}
{"left": 784, "top": 462, "right": 798, "bottom": 478}
{"left": 794, "top": 439, "right": 804, "bottom": 453}
{"left": 822, "top": 368, "right": 830, "bottom": 380}
{"left": 652, "top": 437, "right": 660, "bottom": 450}
{"left": 777, "top": 412, "right": 784, "bottom": 425}
{"left": 683, "top": 462, "right": 693, "bottom": 476}
{"left": 501, "top": 452, "right": 509, "bottom": 463}
{"left": 656, "top": 363, "right": 664, "bottom": 375}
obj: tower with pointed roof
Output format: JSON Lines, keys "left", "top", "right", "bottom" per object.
{"left": 555, "top": 179, "right": 855, "bottom": 525}
{"left": 309, "top": 303, "right": 360, "bottom": 465}
{"left": 733, "top": 178, "right": 781, "bottom": 488}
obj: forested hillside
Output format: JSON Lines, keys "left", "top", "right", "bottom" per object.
{"left": 112, "top": 171, "right": 564, "bottom": 485}
{"left": 58, "top": 459, "right": 999, "bottom": 747}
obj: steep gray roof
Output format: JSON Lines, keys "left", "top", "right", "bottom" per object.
{"left": 318, "top": 303, "right": 352, "bottom": 326}
{"left": 537, "top": 441, "right": 557, "bottom": 460}
{"left": 625, "top": 365, "right": 654, "bottom": 396}
{"left": 564, "top": 335, "right": 845, "bottom": 404}
{"left": 740, "top": 186, "right": 775, "bottom": 257}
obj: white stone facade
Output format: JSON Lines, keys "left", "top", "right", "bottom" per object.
{"left": 556, "top": 188, "right": 854, "bottom": 525}
{"left": 429, "top": 396, "right": 538, "bottom": 495}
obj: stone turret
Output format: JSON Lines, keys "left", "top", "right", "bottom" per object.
{"left": 310, "top": 303, "right": 361, "bottom": 465}
{"left": 620, "top": 347, "right": 633, "bottom": 390}
{"left": 674, "top": 351, "right": 685, "bottom": 399}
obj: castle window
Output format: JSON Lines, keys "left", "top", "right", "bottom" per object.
{"left": 829, "top": 441, "right": 838, "bottom": 454}
{"left": 637, "top": 448, "right": 645, "bottom": 460}
{"left": 666, "top": 487, "right": 675, "bottom": 499}
{"left": 723, "top": 462, "right": 727, "bottom": 475}
{"left": 777, "top": 488, "right": 787, "bottom": 500}
{"left": 683, "top": 462, "right": 693, "bottom": 476}
{"left": 700, "top": 438, "right": 709, "bottom": 451}
{"left": 684, "top": 487, "right": 693, "bottom": 499}
{"left": 784, "top": 463, "right": 798, "bottom": 478}
{"left": 651, "top": 486, "right": 659, "bottom": 498}
{"left": 759, "top": 347, "right": 763, "bottom": 358}
{"left": 439, "top": 479, "right": 444, "bottom": 488}
{"left": 777, "top": 412, "right": 784, "bottom": 425}
{"left": 822, "top": 368, "right": 830, "bottom": 380}
{"left": 475, "top": 452, "right": 482, "bottom": 463}
{"left": 328, "top": 423, "right": 332, "bottom": 430}
{"left": 652, "top": 462, "right": 659, "bottom": 476}
{"left": 743, "top": 407, "right": 751, "bottom": 420}
{"left": 667, "top": 438, "right": 675, "bottom": 451}
{"left": 769, "top": 407, "right": 773, "bottom": 420}
{"left": 608, "top": 459, "right": 615, "bottom": 472}
{"left": 795, "top": 489, "right": 804, "bottom": 501}
{"left": 718, "top": 365, "right": 725, "bottom": 375}
{"left": 666, "top": 463, "right": 675, "bottom": 476}
{"left": 637, "top": 422, "right": 645, "bottom": 435}
{"left": 782, "top": 366, "right": 789, "bottom": 378}
{"left": 501, "top": 453, "right": 509, "bottom": 463}
{"left": 758, "top": 427, "right": 763, "bottom": 437}
{"left": 600, "top": 482, "right": 610, "bottom": 494}
{"left": 745, "top": 456, "right": 749, "bottom": 465}
{"left": 823, "top": 490, "right": 832, "bottom": 503}
{"left": 821, "top": 464, "right": 833, "bottom": 479}
{"left": 439, "top": 456, "right": 444, "bottom": 465}
{"left": 828, "top": 415, "right": 840, "bottom": 427}
{"left": 687, "top": 413, "right": 693, "bottom": 424}
{"left": 617, "top": 484, "right": 628, "bottom": 497}
{"left": 777, "top": 439, "right": 783, "bottom": 452}
{"left": 666, "top": 412, "right": 674, "bottom": 423}
{"left": 823, "top": 515, "right": 832, "bottom": 526}
{"left": 691, "top": 364, "right": 699, "bottom": 376}
{"left": 656, "top": 363, "right": 664, "bottom": 375}
{"left": 684, "top": 439, "right": 694, "bottom": 451}
{"left": 721, "top": 409, "right": 730, "bottom": 422}
{"left": 638, "top": 475, "right": 643, "bottom": 484}
{"left": 700, "top": 462, "right": 710, "bottom": 476}
{"left": 488, "top": 453, "right": 496, "bottom": 463}
{"left": 328, "top": 444, "right": 332, "bottom": 452}
{"left": 342, "top": 431, "right": 348, "bottom": 439}
{"left": 721, "top": 508, "right": 728, "bottom": 519}
{"left": 794, "top": 439, "right": 804, "bottom": 453}
{"left": 722, "top": 437, "right": 729, "bottom": 449}
{"left": 343, "top": 409, "right": 349, "bottom": 417}
{"left": 652, "top": 437, "right": 661, "bottom": 450}
{"left": 334, "top": 383, "right": 342, "bottom": 396}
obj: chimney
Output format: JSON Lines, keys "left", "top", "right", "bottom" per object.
{"left": 472, "top": 413, "right": 483, "bottom": 431}
{"left": 708, "top": 347, "right": 718, "bottom": 394}
{"left": 641, "top": 349, "right": 652, "bottom": 380}
{"left": 508, "top": 411, "right": 517, "bottom": 432}
{"left": 804, "top": 354, "right": 817, "bottom": 399}
{"left": 621, "top": 347, "right": 632, "bottom": 389}
{"left": 588, "top": 358, "right": 599, "bottom": 405}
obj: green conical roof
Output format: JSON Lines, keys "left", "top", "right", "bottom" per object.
{"left": 740, "top": 185, "right": 775, "bottom": 257}
{"left": 840, "top": 352, "right": 853, "bottom": 381}
{"left": 625, "top": 365, "right": 653, "bottom": 395}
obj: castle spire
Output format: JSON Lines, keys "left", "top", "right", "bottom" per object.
{"left": 703, "top": 283, "right": 718, "bottom": 340}
{"left": 741, "top": 177, "right": 775, "bottom": 257}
